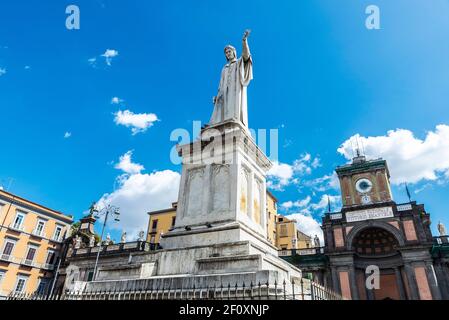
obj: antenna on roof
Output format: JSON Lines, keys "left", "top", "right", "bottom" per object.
{"left": 361, "top": 138, "right": 366, "bottom": 157}
{"left": 355, "top": 136, "right": 361, "bottom": 157}
{"left": 350, "top": 138, "right": 355, "bottom": 159}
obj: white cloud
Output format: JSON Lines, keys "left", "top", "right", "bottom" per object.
{"left": 88, "top": 49, "right": 119, "bottom": 67}
{"left": 282, "top": 194, "right": 341, "bottom": 244}
{"left": 101, "top": 49, "right": 119, "bottom": 66}
{"left": 114, "top": 109, "right": 159, "bottom": 135}
{"left": 267, "top": 162, "right": 294, "bottom": 190}
{"left": 64, "top": 132, "right": 72, "bottom": 139}
{"left": 281, "top": 196, "right": 311, "bottom": 210}
{"left": 267, "top": 153, "right": 319, "bottom": 190}
{"left": 88, "top": 57, "right": 97, "bottom": 67}
{"left": 24, "top": 66, "right": 30, "bottom": 70}
{"left": 114, "top": 151, "right": 144, "bottom": 174}
{"left": 310, "top": 194, "right": 341, "bottom": 211}
{"left": 0, "top": 68, "right": 6, "bottom": 76}
{"left": 338, "top": 125, "right": 449, "bottom": 184}
{"left": 304, "top": 172, "right": 340, "bottom": 192}
{"left": 111, "top": 96, "right": 123, "bottom": 105}
{"left": 97, "top": 152, "right": 181, "bottom": 238}
{"left": 281, "top": 194, "right": 341, "bottom": 216}
{"left": 286, "top": 212, "right": 324, "bottom": 244}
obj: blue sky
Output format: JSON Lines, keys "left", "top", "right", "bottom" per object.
{"left": 1, "top": 0, "right": 448, "bottom": 241}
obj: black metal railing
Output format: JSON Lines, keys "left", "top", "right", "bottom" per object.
{"left": 278, "top": 247, "right": 325, "bottom": 257}
{"left": 433, "top": 236, "right": 449, "bottom": 245}
{"left": 7, "top": 278, "right": 342, "bottom": 301}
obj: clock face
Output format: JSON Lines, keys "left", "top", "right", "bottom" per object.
{"left": 361, "top": 195, "right": 372, "bottom": 205}
{"left": 356, "top": 178, "right": 373, "bottom": 194}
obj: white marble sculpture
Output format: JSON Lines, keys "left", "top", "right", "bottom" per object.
{"left": 89, "top": 235, "right": 95, "bottom": 247}
{"left": 105, "top": 233, "right": 111, "bottom": 245}
{"left": 121, "top": 231, "right": 127, "bottom": 243}
{"left": 438, "top": 221, "right": 447, "bottom": 236}
{"left": 314, "top": 235, "right": 320, "bottom": 248}
{"left": 137, "top": 230, "right": 145, "bottom": 242}
{"left": 74, "top": 235, "right": 81, "bottom": 249}
{"left": 209, "top": 30, "right": 253, "bottom": 127}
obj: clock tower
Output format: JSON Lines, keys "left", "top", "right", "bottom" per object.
{"left": 319, "top": 154, "right": 441, "bottom": 300}
{"left": 336, "top": 154, "right": 393, "bottom": 207}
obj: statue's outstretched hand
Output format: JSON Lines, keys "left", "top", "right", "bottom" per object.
{"left": 243, "top": 29, "right": 251, "bottom": 41}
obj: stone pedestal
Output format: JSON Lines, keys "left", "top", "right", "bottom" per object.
{"left": 158, "top": 120, "right": 301, "bottom": 281}
{"left": 164, "top": 121, "right": 271, "bottom": 245}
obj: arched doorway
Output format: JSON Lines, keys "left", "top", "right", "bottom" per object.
{"left": 352, "top": 227, "right": 406, "bottom": 300}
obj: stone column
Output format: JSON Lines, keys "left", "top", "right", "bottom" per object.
{"left": 403, "top": 263, "right": 419, "bottom": 300}
{"left": 331, "top": 266, "right": 340, "bottom": 294}
{"left": 394, "top": 267, "right": 406, "bottom": 300}
{"left": 349, "top": 266, "right": 359, "bottom": 300}
{"left": 425, "top": 262, "right": 442, "bottom": 300}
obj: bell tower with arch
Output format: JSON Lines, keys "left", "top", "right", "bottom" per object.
{"left": 322, "top": 155, "right": 442, "bottom": 300}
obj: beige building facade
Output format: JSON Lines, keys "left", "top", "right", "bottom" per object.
{"left": 0, "top": 190, "right": 72, "bottom": 298}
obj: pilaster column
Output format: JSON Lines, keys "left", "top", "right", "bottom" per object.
{"left": 394, "top": 267, "right": 406, "bottom": 300}
{"left": 425, "top": 262, "right": 442, "bottom": 300}
{"left": 331, "top": 266, "right": 339, "bottom": 294}
{"left": 403, "top": 263, "right": 419, "bottom": 300}
{"left": 349, "top": 266, "right": 359, "bottom": 300}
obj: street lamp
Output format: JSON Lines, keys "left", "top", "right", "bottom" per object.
{"left": 91, "top": 203, "right": 120, "bottom": 281}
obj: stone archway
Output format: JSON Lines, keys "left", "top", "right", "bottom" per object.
{"left": 345, "top": 220, "right": 405, "bottom": 252}
{"left": 347, "top": 223, "right": 407, "bottom": 300}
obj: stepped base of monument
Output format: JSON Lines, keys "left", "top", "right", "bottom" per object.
{"left": 70, "top": 239, "right": 303, "bottom": 298}
{"left": 76, "top": 269, "right": 310, "bottom": 300}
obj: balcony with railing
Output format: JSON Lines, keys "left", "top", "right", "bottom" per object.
{"left": 0, "top": 254, "right": 21, "bottom": 264}
{"left": 50, "top": 234, "right": 63, "bottom": 243}
{"left": 43, "top": 263, "right": 56, "bottom": 271}
{"left": 31, "top": 228, "right": 45, "bottom": 238}
{"left": 8, "top": 222, "right": 24, "bottom": 232}
{"left": 20, "top": 258, "right": 43, "bottom": 269}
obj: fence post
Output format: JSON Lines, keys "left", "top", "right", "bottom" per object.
{"left": 311, "top": 282, "right": 315, "bottom": 300}
{"left": 266, "top": 280, "right": 269, "bottom": 299}
{"left": 283, "top": 280, "right": 287, "bottom": 300}
{"left": 274, "top": 280, "right": 278, "bottom": 300}
{"left": 300, "top": 278, "right": 304, "bottom": 300}
{"left": 234, "top": 283, "right": 238, "bottom": 300}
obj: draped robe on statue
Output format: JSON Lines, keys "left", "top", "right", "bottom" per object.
{"left": 209, "top": 55, "right": 253, "bottom": 127}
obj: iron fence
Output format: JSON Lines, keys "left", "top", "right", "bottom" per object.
{"left": 7, "top": 278, "right": 342, "bottom": 301}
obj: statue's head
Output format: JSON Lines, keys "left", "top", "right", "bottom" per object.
{"left": 224, "top": 45, "right": 237, "bottom": 62}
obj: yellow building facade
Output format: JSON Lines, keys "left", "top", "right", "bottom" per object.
{"left": 0, "top": 190, "right": 72, "bottom": 298}
{"left": 276, "top": 215, "right": 312, "bottom": 250}
{"left": 147, "top": 192, "right": 312, "bottom": 250}
{"left": 147, "top": 202, "right": 177, "bottom": 245}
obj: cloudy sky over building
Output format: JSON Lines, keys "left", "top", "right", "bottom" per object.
{"left": 0, "top": 0, "right": 448, "bottom": 241}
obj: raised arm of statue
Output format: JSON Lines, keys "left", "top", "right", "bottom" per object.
{"left": 242, "top": 30, "right": 251, "bottom": 61}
